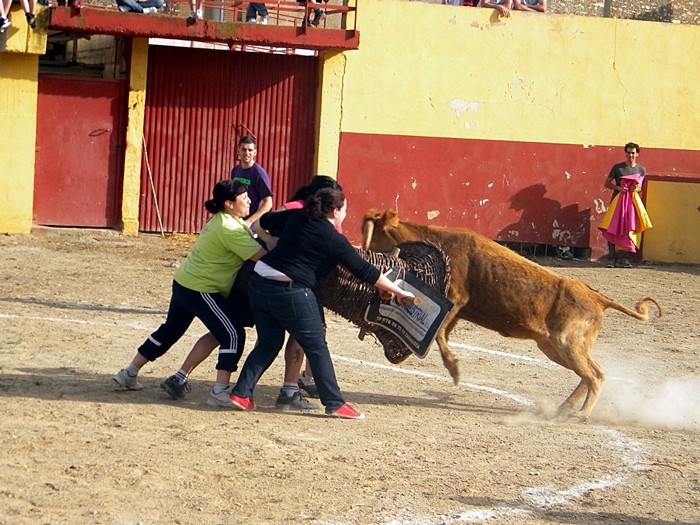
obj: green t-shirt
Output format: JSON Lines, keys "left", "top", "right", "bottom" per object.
{"left": 174, "top": 212, "right": 261, "bottom": 298}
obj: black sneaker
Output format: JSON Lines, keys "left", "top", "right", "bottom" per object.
{"left": 160, "top": 375, "right": 191, "bottom": 400}
{"left": 275, "top": 391, "right": 319, "bottom": 411}
{"left": 616, "top": 257, "right": 633, "bottom": 268}
{"left": 26, "top": 13, "right": 37, "bottom": 30}
{"left": 298, "top": 377, "right": 319, "bottom": 398}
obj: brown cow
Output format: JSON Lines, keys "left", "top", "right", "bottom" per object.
{"left": 362, "top": 209, "right": 662, "bottom": 421}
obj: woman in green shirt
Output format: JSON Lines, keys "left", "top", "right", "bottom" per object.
{"left": 113, "top": 180, "right": 266, "bottom": 398}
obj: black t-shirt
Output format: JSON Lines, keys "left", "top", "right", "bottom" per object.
{"left": 259, "top": 209, "right": 380, "bottom": 289}
{"left": 607, "top": 162, "right": 646, "bottom": 199}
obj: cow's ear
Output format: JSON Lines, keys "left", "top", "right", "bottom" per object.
{"left": 386, "top": 209, "right": 400, "bottom": 228}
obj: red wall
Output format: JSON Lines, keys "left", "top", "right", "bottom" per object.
{"left": 338, "top": 133, "right": 700, "bottom": 258}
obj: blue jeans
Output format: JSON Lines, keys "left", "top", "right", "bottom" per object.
{"left": 246, "top": 2, "right": 268, "bottom": 21}
{"left": 232, "top": 274, "right": 345, "bottom": 412}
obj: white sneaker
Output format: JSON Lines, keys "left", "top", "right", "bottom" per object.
{"left": 196, "top": 8, "right": 203, "bottom": 20}
{"left": 113, "top": 369, "right": 144, "bottom": 391}
{"left": 259, "top": 16, "right": 268, "bottom": 24}
{"left": 206, "top": 387, "right": 233, "bottom": 408}
{"left": 117, "top": 5, "right": 130, "bottom": 12}
{"left": 142, "top": 6, "right": 157, "bottom": 14}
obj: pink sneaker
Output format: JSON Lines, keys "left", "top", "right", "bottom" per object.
{"left": 326, "top": 403, "right": 365, "bottom": 420}
{"left": 229, "top": 394, "right": 255, "bottom": 411}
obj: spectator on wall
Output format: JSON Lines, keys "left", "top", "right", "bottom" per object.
{"left": 246, "top": 2, "right": 268, "bottom": 24}
{"left": 1, "top": 0, "right": 11, "bottom": 31}
{"left": 186, "top": 0, "right": 203, "bottom": 23}
{"left": 19, "top": 0, "right": 37, "bottom": 29}
{"left": 477, "top": 0, "right": 511, "bottom": 17}
{"left": 116, "top": 0, "right": 163, "bottom": 14}
{"left": 297, "top": 0, "right": 325, "bottom": 27}
{"left": 513, "top": 0, "right": 546, "bottom": 12}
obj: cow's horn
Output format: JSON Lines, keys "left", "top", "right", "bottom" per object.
{"left": 362, "top": 219, "right": 374, "bottom": 250}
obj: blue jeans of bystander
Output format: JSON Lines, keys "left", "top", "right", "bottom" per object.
{"left": 232, "top": 274, "right": 346, "bottom": 412}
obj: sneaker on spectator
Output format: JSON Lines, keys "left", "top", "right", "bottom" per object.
{"left": 118, "top": 5, "right": 130, "bottom": 11}
{"left": 26, "top": 13, "right": 37, "bottom": 30}
{"left": 259, "top": 15, "right": 268, "bottom": 24}
{"left": 160, "top": 375, "right": 191, "bottom": 400}
{"left": 0, "top": 17, "right": 10, "bottom": 30}
{"left": 186, "top": 10, "right": 197, "bottom": 23}
{"left": 311, "top": 11, "right": 325, "bottom": 26}
{"left": 326, "top": 403, "right": 365, "bottom": 419}
{"left": 229, "top": 394, "right": 255, "bottom": 411}
{"left": 275, "top": 391, "right": 319, "bottom": 411}
{"left": 196, "top": 8, "right": 203, "bottom": 19}
{"left": 207, "top": 387, "right": 233, "bottom": 408}
{"left": 113, "top": 369, "right": 144, "bottom": 391}
{"left": 143, "top": 6, "right": 158, "bottom": 14}
{"left": 298, "top": 375, "right": 319, "bottom": 398}
{"left": 246, "top": 18, "right": 256, "bottom": 23}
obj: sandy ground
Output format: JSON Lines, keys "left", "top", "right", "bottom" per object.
{"left": 0, "top": 228, "right": 699, "bottom": 525}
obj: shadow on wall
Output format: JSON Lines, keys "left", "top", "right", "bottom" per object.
{"left": 497, "top": 183, "right": 591, "bottom": 258}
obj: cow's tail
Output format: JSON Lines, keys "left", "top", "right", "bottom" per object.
{"left": 599, "top": 294, "right": 663, "bottom": 321}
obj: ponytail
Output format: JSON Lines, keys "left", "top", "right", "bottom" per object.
{"left": 205, "top": 179, "right": 248, "bottom": 214}
{"left": 305, "top": 187, "right": 345, "bottom": 219}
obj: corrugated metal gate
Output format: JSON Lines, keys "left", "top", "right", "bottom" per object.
{"left": 140, "top": 45, "right": 319, "bottom": 233}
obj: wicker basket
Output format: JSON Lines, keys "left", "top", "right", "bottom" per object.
{"left": 315, "top": 241, "right": 451, "bottom": 364}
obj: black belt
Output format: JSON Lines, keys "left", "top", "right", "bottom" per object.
{"left": 258, "top": 276, "right": 305, "bottom": 289}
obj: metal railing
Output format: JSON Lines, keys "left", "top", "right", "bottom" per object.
{"left": 45, "top": 0, "right": 357, "bottom": 31}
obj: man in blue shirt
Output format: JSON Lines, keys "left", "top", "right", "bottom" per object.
{"left": 231, "top": 135, "right": 273, "bottom": 228}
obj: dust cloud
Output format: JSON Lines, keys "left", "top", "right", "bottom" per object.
{"left": 597, "top": 370, "right": 700, "bottom": 431}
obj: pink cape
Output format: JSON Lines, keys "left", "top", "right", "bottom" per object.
{"left": 598, "top": 173, "right": 652, "bottom": 252}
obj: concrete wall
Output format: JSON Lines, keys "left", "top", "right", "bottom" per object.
{"left": 317, "top": 1, "right": 700, "bottom": 260}
{"left": 2, "top": 1, "right": 699, "bottom": 263}
{"left": 0, "top": 5, "right": 46, "bottom": 233}
{"left": 643, "top": 178, "right": 700, "bottom": 264}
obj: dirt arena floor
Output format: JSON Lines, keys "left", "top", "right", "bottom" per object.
{"left": 1, "top": 228, "right": 698, "bottom": 525}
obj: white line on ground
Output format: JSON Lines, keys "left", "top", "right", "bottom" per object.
{"left": 332, "top": 355, "right": 536, "bottom": 407}
{"left": 448, "top": 340, "right": 634, "bottom": 383}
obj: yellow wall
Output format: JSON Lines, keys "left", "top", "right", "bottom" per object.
{"left": 0, "top": 55, "right": 39, "bottom": 234}
{"left": 316, "top": 51, "right": 346, "bottom": 177}
{"left": 315, "top": 0, "right": 700, "bottom": 262}
{"left": 121, "top": 38, "right": 149, "bottom": 236}
{"left": 317, "top": 1, "right": 700, "bottom": 163}
{"left": 643, "top": 180, "right": 700, "bottom": 264}
{"left": 0, "top": 5, "right": 46, "bottom": 234}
